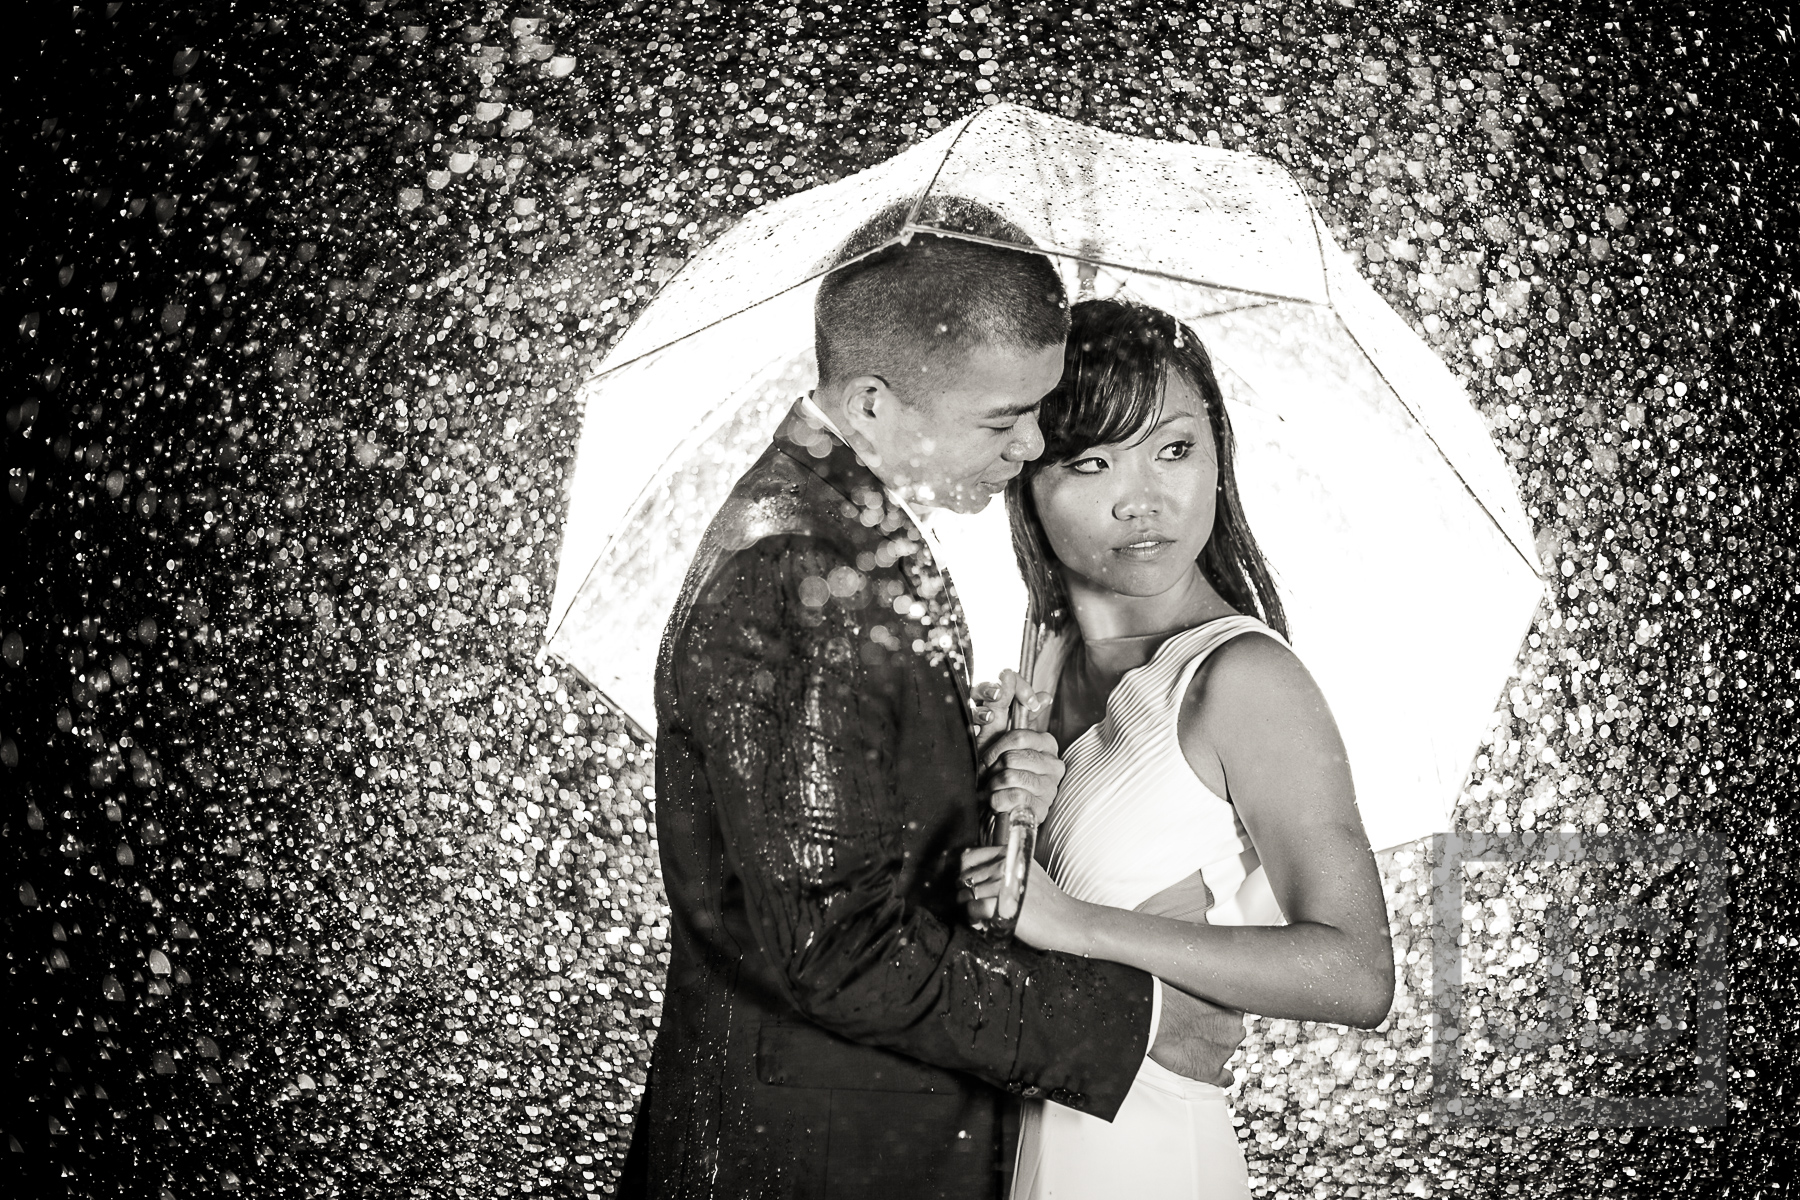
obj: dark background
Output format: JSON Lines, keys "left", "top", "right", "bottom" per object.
{"left": 4, "top": 1, "right": 1795, "bottom": 1196}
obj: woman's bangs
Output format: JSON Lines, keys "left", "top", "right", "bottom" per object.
{"left": 1042, "top": 332, "right": 1168, "bottom": 462}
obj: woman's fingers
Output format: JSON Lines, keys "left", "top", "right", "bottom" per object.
{"left": 961, "top": 845, "right": 1006, "bottom": 871}
{"left": 958, "top": 878, "right": 1004, "bottom": 904}
{"left": 959, "top": 849, "right": 1006, "bottom": 905}
{"left": 983, "top": 748, "right": 1060, "bottom": 777}
{"left": 960, "top": 860, "right": 1005, "bottom": 888}
{"left": 961, "top": 862, "right": 1003, "bottom": 888}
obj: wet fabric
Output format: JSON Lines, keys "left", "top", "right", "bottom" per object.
{"left": 625, "top": 402, "right": 1155, "bottom": 1199}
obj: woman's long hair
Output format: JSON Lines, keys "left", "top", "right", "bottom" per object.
{"left": 1007, "top": 298, "right": 1288, "bottom": 640}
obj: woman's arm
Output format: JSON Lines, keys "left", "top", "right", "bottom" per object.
{"left": 961, "top": 633, "right": 1394, "bottom": 1028}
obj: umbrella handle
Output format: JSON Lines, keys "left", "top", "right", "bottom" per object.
{"left": 979, "top": 624, "right": 1048, "bottom": 942}
{"left": 980, "top": 696, "right": 1039, "bottom": 940}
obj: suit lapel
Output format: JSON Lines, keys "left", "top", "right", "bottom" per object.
{"left": 773, "top": 400, "right": 977, "bottom": 743}
{"left": 918, "top": 542, "right": 975, "bottom": 721}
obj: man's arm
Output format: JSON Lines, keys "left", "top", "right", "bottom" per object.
{"left": 673, "top": 535, "right": 1152, "bottom": 1118}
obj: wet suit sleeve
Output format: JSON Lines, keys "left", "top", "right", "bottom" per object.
{"left": 671, "top": 534, "right": 1152, "bottom": 1120}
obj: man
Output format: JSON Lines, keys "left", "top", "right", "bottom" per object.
{"left": 621, "top": 197, "right": 1245, "bottom": 1199}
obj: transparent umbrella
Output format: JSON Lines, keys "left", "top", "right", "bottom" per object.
{"left": 543, "top": 103, "right": 1543, "bottom": 852}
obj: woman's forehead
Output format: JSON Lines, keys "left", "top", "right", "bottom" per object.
{"left": 1157, "top": 371, "right": 1208, "bottom": 417}
{"left": 1108, "top": 374, "right": 1206, "bottom": 444}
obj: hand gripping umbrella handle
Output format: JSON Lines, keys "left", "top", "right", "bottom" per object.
{"left": 983, "top": 624, "right": 1046, "bottom": 941}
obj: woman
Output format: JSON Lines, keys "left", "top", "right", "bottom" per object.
{"left": 961, "top": 299, "right": 1394, "bottom": 1200}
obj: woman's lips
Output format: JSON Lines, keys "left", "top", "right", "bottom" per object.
{"left": 1113, "top": 538, "right": 1176, "bottom": 561}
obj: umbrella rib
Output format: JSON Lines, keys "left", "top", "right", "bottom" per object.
{"left": 1305, "top": 193, "right": 1537, "bottom": 578}
{"left": 547, "top": 126, "right": 988, "bottom": 648}
{"left": 584, "top": 113, "right": 986, "bottom": 386}
{"left": 898, "top": 226, "right": 1328, "bottom": 307}
{"left": 904, "top": 109, "right": 983, "bottom": 233}
{"left": 543, "top": 331, "right": 819, "bottom": 650}
{"left": 1326, "top": 307, "right": 1544, "bottom": 579}
{"left": 540, "top": 653, "right": 656, "bottom": 745}
{"left": 587, "top": 266, "right": 834, "bottom": 383}
{"left": 1305, "top": 197, "right": 1336, "bottom": 310}
{"left": 584, "top": 231, "right": 911, "bottom": 384}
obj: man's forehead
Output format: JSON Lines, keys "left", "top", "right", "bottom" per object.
{"left": 957, "top": 341, "right": 1064, "bottom": 383}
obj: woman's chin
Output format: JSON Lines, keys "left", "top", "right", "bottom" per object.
{"left": 1083, "top": 563, "right": 1194, "bottom": 601}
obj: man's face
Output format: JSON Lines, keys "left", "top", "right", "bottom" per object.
{"left": 845, "top": 343, "right": 1064, "bottom": 514}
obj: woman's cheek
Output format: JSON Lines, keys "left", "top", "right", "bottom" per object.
{"left": 1039, "top": 485, "right": 1106, "bottom": 578}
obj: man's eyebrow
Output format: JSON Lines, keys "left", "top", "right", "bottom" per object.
{"left": 978, "top": 400, "right": 1042, "bottom": 420}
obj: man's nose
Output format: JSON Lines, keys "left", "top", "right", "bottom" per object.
{"left": 1003, "top": 413, "right": 1045, "bottom": 463}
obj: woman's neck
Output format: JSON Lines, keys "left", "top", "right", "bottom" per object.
{"left": 1066, "top": 565, "right": 1237, "bottom": 649}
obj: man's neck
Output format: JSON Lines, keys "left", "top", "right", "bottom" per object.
{"left": 802, "top": 393, "right": 916, "bottom": 500}
{"left": 800, "top": 393, "right": 944, "bottom": 541}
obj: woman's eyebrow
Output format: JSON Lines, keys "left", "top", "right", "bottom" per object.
{"left": 1147, "top": 411, "right": 1198, "bottom": 433}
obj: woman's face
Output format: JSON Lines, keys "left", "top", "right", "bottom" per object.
{"left": 1030, "top": 371, "right": 1219, "bottom": 601}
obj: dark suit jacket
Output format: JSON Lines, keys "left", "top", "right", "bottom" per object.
{"left": 620, "top": 402, "right": 1154, "bottom": 1199}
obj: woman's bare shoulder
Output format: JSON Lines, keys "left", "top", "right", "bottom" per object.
{"left": 1182, "top": 628, "right": 1336, "bottom": 742}
{"left": 1198, "top": 628, "right": 1310, "bottom": 694}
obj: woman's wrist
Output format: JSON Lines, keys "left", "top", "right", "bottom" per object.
{"left": 1057, "top": 898, "right": 1101, "bottom": 958}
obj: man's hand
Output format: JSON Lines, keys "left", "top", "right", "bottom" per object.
{"left": 970, "top": 668, "right": 1051, "bottom": 746}
{"left": 1149, "top": 986, "right": 1248, "bottom": 1088}
{"left": 979, "top": 726, "right": 1064, "bottom": 827}
{"left": 970, "top": 669, "right": 1063, "bottom": 826}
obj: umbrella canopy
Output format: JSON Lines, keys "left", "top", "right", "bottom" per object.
{"left": 544, "top": 103, "right": 1543, "bottom": 851}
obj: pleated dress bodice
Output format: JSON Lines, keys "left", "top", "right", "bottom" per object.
{"left": 1038, "top": 614, "right": 1286, "bottom": 928}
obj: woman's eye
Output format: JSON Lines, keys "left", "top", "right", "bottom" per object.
{"left": 1068, "top": 456, "right": 1107, "bottom": 475}
{"left": 1159, "top": 440, "right": 1195, "bottom": 461}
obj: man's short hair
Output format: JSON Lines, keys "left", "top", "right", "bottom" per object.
{"left": 814, "top": 196, "right": 1069, "bottom": 398}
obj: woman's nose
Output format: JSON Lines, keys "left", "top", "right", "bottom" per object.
{"left": 1112, "top": 479, "right": 1162, "bottom": 520}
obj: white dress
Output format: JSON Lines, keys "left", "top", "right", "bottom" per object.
{"left": 1013, "top": 615, "right": 1287, "bottom": 1200}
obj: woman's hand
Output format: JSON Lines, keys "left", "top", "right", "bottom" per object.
{"left": 958, "top": 846, "right": 1088, "bottom": 954}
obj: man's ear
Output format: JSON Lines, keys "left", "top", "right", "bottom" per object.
{"left": 838, "top": 374, "right": 897, "bottom": 433}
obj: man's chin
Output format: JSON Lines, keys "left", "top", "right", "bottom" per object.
{"left": 942, "top": 490, "right": 995, "bottom": 515}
